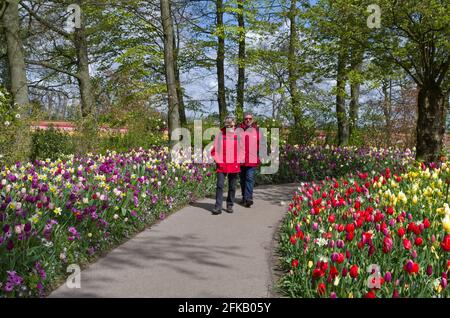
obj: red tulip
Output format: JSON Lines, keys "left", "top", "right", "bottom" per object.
{"left": 397, "top": 227, "right": 406, "bottom": 238}
{"left": 414, "top": 237, "right": 423, "bottom": 246}
{"left": 387, "top": 206, "right": 394, "bottom": 215}
{"left": 350, "top": 265, "right": 359, "bottom": 278}
{"left": 290, "top": 235, "right": 297, "bottom": 245}
{"left": 292, "top": 259, "right": 299, "bottom": 268}
{"left": 365, "top": 291, "right": 376, "bottom": 298}
{"left": 329, "top": 266, "right": 339, "bottom": 279}
{"left": 441, "top": 234, "right": 450, "bottom": 252}
{"left": 328, "top": 214, "right": 336, "bottom": 224}
{"left": 317, "top": 283, "right": 326, "bottom": 296}
{"left": 312, "top": 268, "right": 324, "bottom": 279}
{"left": 423, "top": 218, "right": 430, "bottom": 229}
{"left": 403, "top": 239, "right": 412, "bottom": 250}
{"left": 346, "top": 223, "right": 355, "bottom": 233}
{"left": 346, "top": 231, "right": 355, "bottom": 242}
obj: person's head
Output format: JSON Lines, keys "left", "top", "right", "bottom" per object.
{"left": 243, "top": 112, "right": 253, "bottom": 126}
{"left": 224, "top": 116, "right": 236, "bottom": 129}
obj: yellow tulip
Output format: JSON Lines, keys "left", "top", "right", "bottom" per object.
{"left": 443, "top": 215, "right": 450, "bottom": 234}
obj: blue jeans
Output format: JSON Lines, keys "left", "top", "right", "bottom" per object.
{"left": 240, "top": 166, "right": 256, "bottom": 202}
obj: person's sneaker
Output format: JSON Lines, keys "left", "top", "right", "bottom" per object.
{"left": 240, "top": 199, "right": 246, "bottom": 205}
{"left": 245, "top": 200, "right": 253, "bottom": 208}
{"left": 212, "top": 207, "right": 222, "bottom": 215}
{"left": 226, "top": 206, "right": 233, "bottom": 213}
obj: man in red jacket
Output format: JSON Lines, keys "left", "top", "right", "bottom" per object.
{"left": 211, "top": 117, "right": 243, "bottom": 214}
{"left": 238, "top": 112, "right": 262, "bottom": 208}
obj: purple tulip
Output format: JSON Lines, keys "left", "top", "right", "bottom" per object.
{"left": 6, "top": 239, "right": 14, "bottom": 251}
{"left": 427, "top": 265, "right": 433, "bottom": 276}
{"left": 384, "top": 271, "right": 392, "bottom": 282}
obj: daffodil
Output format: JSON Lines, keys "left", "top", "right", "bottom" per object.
{"left": 54, "top": 207, "right": 62, "bottom": 216}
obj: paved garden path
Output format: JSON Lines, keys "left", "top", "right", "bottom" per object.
{"left": 50, "top": 184, "right": 298, "bottom": 298}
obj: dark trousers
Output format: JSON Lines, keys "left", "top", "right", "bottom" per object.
{"left": 215, "top": 172, "right": 238, "bottom": 209}
{"left": 240, "top": 166, "right": 256, "bottom": 202}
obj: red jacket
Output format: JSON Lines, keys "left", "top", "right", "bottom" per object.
{"left": 238, "top": 122, "right": 262, "bottom": 167}
{"left": 211, "top": 127, "right": 243, "bottom": 173}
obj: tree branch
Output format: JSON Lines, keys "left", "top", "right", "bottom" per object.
{"left": 19, "top": 1, "right": 71, "bottom": 38}
{"left": 26, "top": 59, "right": 79, "bottom": 79}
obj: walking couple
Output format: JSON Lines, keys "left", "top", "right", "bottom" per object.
{"left": 210, "top": 112, "right": 263, "bottom": 215}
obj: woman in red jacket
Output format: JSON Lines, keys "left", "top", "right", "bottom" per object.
{"left": 211, "top": 117, "right": 243, "bottom": 214}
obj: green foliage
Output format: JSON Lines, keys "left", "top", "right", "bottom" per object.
{"left": 0, "top": 87, "right": 33, "bottom": 165}
{"left": 30, "top": 127, "right": 74, "bottom": 161}
{"left": 98, "top": 105, "right": 167, "bottom": 153}
{"left": 287, "top": 117, "right": 317, "bottom": 146}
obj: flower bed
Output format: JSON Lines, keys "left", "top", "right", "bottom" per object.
{"left": 278, "top": 161, "right": 450, "bottom": 298}
{"left": 256, "top": 145, "right": 415, "bottom": 184}
{"left": 0, "top": 147, "right": 215, "bottom": 297}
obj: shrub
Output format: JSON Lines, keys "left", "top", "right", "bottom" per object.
{"left": 30, "top": 126, "right": 75, "bottom": 161}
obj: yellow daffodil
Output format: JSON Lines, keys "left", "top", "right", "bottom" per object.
{"left": 54, "top": 207, "right": 62, "bottom": 216}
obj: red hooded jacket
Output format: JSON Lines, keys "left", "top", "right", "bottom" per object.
{"left": 238, "top": 122, "right": 262, "bottom": 167}
{"left": 211, "top": 127, "right": 244, "bottom": 173}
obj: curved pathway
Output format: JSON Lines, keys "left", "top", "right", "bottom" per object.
{"left": 50, "top": 184, "right": 298, "bottom": 298}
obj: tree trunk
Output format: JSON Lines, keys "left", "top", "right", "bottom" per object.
{"left": 336, "top": 46, "right": 348, "bottom": 146}
{"left": 73, "top": 1, "right": 94, "bottom": 117}
{"left": 382, "top": 80, "right": 392, "bottom": 146}
{"left": 160, "top": 0, "right": 180, "bottom": 141}
{"left": 2, "top": 0, "right": 29, "bottom": 106}
{"left": 415, "top": 83, "right": 446, "bottom": 162}
{"left": 288, "top": 0, "right": 300, "bottom": 125}
{"left": 216, "top": 0, "right": 226, "bottom": 124}
{"left": 235, "top": 0, "right": 245, "bottom": 119}
{"left": 349, "top": 50, "right": 362, "bottom": 138}
{"left": 173, "top": 24, "right": 186, "bottom": 126}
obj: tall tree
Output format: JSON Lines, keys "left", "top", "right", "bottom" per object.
{"left": 216, "top": 0, "right": 226, "bottom": 124}
{"left": 1, "top": 0, "right": 29, "bottom": 106}
{"left": 173, "top": 25, "right": 186, "bottom": 126}
{"left": 160, "top": 0, "right": 180, "bottom": 140}
{"left": 349, "top": 48, "right": 363, "bottom": 138}
{"left": 287, "top": 0, "right": 300, "bottom": 125}
{"left": 21, "top": 0, "right": 95, "bottom": 117}
{"left": 235, "top": 0, "right": 245, "bottom": 119}
{"left": 374, "top": 0, "right": 450, "bottom": 162}
{"left": 335, "top": 40, "right": 349, "bottom": 146}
